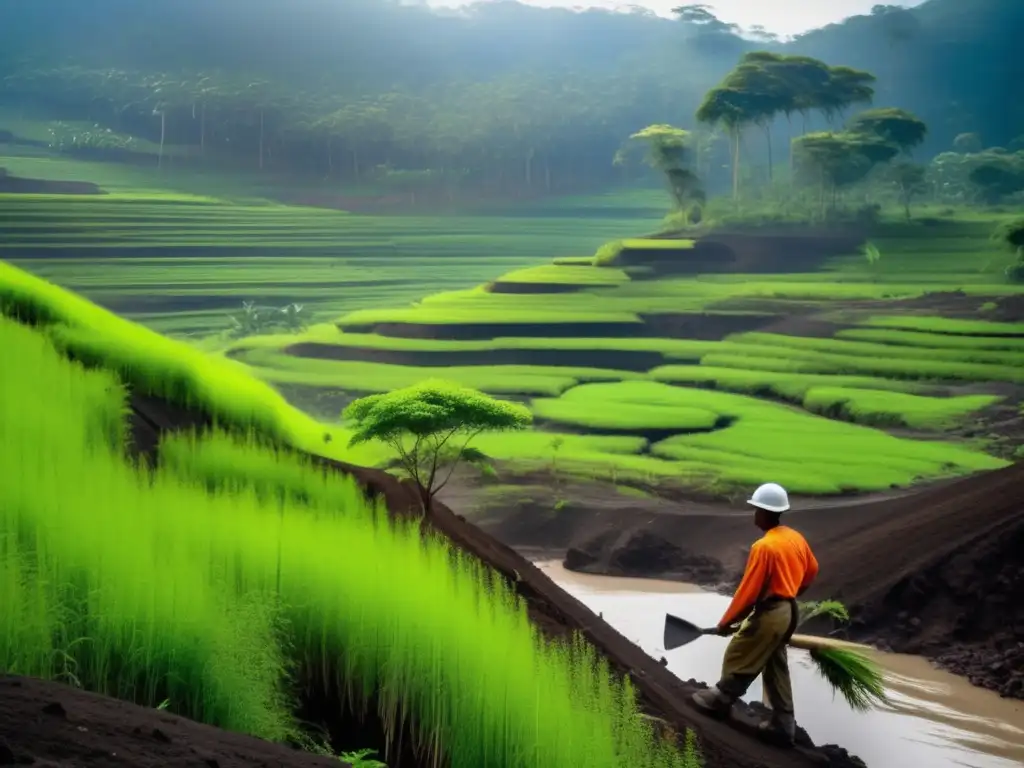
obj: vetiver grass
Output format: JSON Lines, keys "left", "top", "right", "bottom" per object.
{"left": 0, "top": 315, "right": 698, "bottom": 768}
{"left": 836, "top": 327, "right": 1024, "bottom": 351}
{"left": 0, "top": 260, "right": 387, "bottom": 465}
{"left": 727, "top": 332, "right": 1024, "bottom": 367}
{"left": 232, "top": 327, "right": 721, "bottom": 358}
{"left": 232, "top": 346, "right": 642, "bottom": 396}
{"left": 649, "top": 366, "right": 926, "bottom": 402}
{"left": 490, "top": 265, "right": 630, "bottom": 286}
{"left": 1, "top": 174, "right": 664, "bottom": 335}
{"left": 698, "top": 350, "right": 1024, "bottom": 384}
{"left": 541, "top": 382, "right": 1005, "bottom": 493}
{"left": 801, "top": 387, "right": 1002, "bottom": 429}
{"left": 531, "top": 397, "right": 721, "bottom": 432}
{"left": 862, "top": 315, "right": 1024, "bottom": 336}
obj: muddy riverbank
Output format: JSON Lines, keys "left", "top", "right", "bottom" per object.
{"left": 538, "top": 561, "right": 1024, "bottom": 768}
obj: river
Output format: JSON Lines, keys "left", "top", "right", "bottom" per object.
{"left": 537, "top": 561, "right": 1024, "bottom": 768}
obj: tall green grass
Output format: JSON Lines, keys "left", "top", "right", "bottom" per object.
{"left": 862, "top": 315, "right": 1024, "bottom": 336}
{"left": 0, "top": 260, "right": 386, "bottom": 465}
{"left": 836, "top": 328, "right": 1024, "bottom": 351}
{"left": 649, "top": 366, "right": 924, "bottom": 402}
{"left": 801, "top": 387, "right": 1001, "bottom": 429}
{"left": 0, "top": 315, "right": 697, "bottom": 768}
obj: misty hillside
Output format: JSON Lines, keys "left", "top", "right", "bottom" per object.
{"left": 1, "top": 0, "right": 1021, "bottom": 195}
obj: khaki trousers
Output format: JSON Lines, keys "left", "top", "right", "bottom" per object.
{"left": 717, "top": 599, "right": 799, "bottom": 714}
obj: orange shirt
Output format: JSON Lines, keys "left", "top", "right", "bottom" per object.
{"left": 719, "top": 526, "right": 819, "bottom": 629}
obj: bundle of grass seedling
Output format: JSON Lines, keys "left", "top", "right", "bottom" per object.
{"left": 793, "top": 601, "right": 888, "bottom": 713}
{"left": 0, "top": 314, "right": 700, "bottom": 768}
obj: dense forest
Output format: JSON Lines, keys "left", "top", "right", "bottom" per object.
{"left": 1, "top": 0, "right": 1022, "bottom": 201}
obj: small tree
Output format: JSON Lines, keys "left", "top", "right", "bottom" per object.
{"left": 619, "top": 124, "right": 704, "bottom": 219}
{"left": 995, "top": 218, "right": 1024, "bottom": 282}
{"left": 343, "top": 381, "right": 532, "bottom": 513}
{"left": 887, "top": 160, "right": 927, "bottom": 220}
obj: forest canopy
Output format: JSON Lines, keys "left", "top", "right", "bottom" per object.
{"left": 1, "top": 0, "right": 1022, "bottom": 198}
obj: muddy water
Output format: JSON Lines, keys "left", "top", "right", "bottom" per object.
{"left": 537, "top": 562, "right": 1024, "bottom": 768}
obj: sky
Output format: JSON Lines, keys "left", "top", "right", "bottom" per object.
{"left": 432, "top": 0, "right": 926, "bottom": 38}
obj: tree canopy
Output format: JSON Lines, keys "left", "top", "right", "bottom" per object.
{"left": 343, "top": 381, "right": 532, "bottom": 512}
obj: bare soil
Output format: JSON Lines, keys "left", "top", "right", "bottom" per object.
{"left": 0, "top": 675, "right": 349, "bottom": 768}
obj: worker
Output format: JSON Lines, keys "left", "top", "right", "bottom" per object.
{"left": 690, "top": 482, "right": 819, "bottom": 746}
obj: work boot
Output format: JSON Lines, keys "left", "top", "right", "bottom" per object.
{"left": 757, "top": 711, "right": 796, "bottom": 747}
{"left": 691, "top": 686, "right": 735, "bottom": 718}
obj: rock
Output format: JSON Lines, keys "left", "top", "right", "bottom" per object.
{"left": 41, "top": 702, "right": 66, "bottom": 718}
{"left": 563, "top": 546, "right": 598, "bottom": 571}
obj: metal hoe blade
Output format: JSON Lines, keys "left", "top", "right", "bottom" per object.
{"left": 664, "top": 613, "right": 714, "bottom": 651}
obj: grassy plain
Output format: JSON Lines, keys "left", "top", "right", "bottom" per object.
{"left": 0, "top": 147, "right": 665, "bottom": 337}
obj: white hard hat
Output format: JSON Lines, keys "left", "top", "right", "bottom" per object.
{"left": 748, "top": 483, "right": 790, "bottom": 513}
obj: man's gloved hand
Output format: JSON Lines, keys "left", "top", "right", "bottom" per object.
{"left": 714, "top": 624, "right": 738, "bottom": 636}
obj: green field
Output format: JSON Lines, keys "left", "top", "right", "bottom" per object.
{"left": 0, "top": 152, "right": 666, "bottom": 338}
{"left": 216, "top": 213, "right": 1023, "bottom": 495}
{"left": 4, "top": 148, "right": 1022, "bottom": 497}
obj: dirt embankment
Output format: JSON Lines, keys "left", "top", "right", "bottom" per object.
{"left": 29, "top": 392, "right": 864, "bottom": 768}
{"left": 536, "top": 466, "right": 1024, "bottom": 700}
{"left": 0, "top": 168, "right": 103, "bottom": 195}
{"left": 0, "top": 676, "right": 349, "bottom": 768}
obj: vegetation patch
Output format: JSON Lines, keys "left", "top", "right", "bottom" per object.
{"left": 729, "top": 331, "right": 1024, "bottom": 367}
{"left": 649, "top": 366, "right": 926, "bottom": 402}
{"left": 836, "top": 327, "right": 1024, "bottom": 351}
{"left": 531, "top": 396, "right": 723, "bottom": 434}
{"left": 490, "top": 265, "right": 629, "bottom": 286}
{"left": 801, "top": 387, "right": 1002, "bottom": 429}
{"left": 234, "top": 345, "right": 641, "bottom": 396}
{"left": 0, "top": 261, "right": 386, "bottom": 465}
{"left": 558, "top": 382, "right": 1005, "bottom": 493}
{"left": 700, "top": 350, "right": 1024, "bottom": 384}
{"left": 862, "top": 315, "right": 1024, "bottom": 336}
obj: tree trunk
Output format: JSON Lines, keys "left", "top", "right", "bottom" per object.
{"left": 731, "top": 128, "right": 741, "bottom": 202}
{"left": 258, "top": 109, "right": 264, "bottom": 170}
{"left": 158, "top": 111, "right": 166, "bottom": 170}
{"left": 763, "top": 124, "right": 773, "bottom": 182}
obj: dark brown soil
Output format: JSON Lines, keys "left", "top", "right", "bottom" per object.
{"left": 0, "top": 170, "right": 103, "bottom": 195}
{"left": 122, "top": 394, "right": 866, "bottom": 767}
{"left": 486, "top": 465, "right": 1024, "bottom": 701}
{"left": 487, "top": 280, "right": 587, "bottom": 294}
{"left": 639, "top": 312, "right": 781, "bottom": 340}
{"left": 620, "top": 232, "right": 865, "bottom": 275}
{"left": 0, "top": 675, "right": 349, "bottom": 768}
{"left": 337, "top": 320, "right": 644, "bottom": 340}
{"left": 281, "top": 341, "right": 667, "bottom": 372}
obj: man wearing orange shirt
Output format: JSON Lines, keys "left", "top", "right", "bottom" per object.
{"left": 691, "top": 482, "right": 819, "bottom": 746}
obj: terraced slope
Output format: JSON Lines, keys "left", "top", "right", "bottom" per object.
{"left": 0, "top": 154, "right": 663, "bottom": 337}
{"left": 230, "top": 221, "right": 1024, "bottom": 496}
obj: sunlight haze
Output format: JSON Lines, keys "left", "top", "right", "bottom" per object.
{"left": 433, "top": 0, "right": 927, "bottom": 37}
